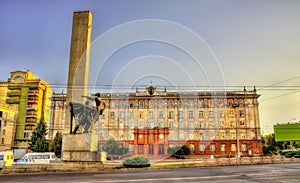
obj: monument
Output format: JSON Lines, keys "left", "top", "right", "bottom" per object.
{"left": 62, "top": 11, "right": 99, "bottom": 162}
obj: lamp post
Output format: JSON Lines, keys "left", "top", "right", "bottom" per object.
{"left": 232, "top": 102, "right": 240, "bottom": 158}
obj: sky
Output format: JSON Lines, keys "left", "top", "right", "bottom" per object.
{"left": 1, "top": 0, "right": 300, "bottom": 134}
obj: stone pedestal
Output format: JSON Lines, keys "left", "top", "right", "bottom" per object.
{"left": 62, "top": 133, "right": 99, "bottom": 161}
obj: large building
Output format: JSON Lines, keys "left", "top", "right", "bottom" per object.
{"left": 93, "top": 86, "right": 263, "bottom": 158}
{"left": 50, "top": 86, "right": 262, "bottom": 158}
{"left": 3, "top": 70, "right": 52, "bottom": 148}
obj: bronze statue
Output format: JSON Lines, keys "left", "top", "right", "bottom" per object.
{"left": 69, "top": 93, "right": 106, "bottom": 134}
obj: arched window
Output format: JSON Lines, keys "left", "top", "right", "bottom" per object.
{"left": 120, "top": 101, "right": 125, "bottom": 108}
{"left": 178, "top": 100, "right": 183, "bottom": 107}
{"left": 129, "top": 101, "right": 134, "bottom": 108}
{"left": 168, "top": 100, "right": 174, "bottom": 108}
{"left": 149, "top": 101, "right": 155, "bottom": 108}
{"left": 139, "top": 101, "right": 144, "bottom": 108}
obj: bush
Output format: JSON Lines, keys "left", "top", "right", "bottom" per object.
{"left": 122, "top": 156, "right": 150, "bottom": 168}
{"left": 285, "top": 151, "right": 298, "bottom": 158}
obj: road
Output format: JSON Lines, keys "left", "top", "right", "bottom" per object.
{"left": 1, "top": 163, "right": 300, "bottom": 182}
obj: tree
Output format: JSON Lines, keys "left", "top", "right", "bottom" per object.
{"left": 49, "top": 132, "right": 62, "bottom": 157}
{"left": 262, "top": 133, "right": 288, "bottom": 155}
{"left": 168, "top": 145, "right": 190, "bottom": 158}
{"left": 102, "top": 138, "right": 129, "bottom": 159}
{"left": 30, "top": 115, "right": 49, "bottom": 152}
{"left": 34, "top": 137, "right": 49, "bottom": 152}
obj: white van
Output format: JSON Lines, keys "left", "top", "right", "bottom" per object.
{"left": 23, "top": 152, "right": 56, "bottom": 164}
{"left": 0, "top": 151, "right": 14, "bottom": 170}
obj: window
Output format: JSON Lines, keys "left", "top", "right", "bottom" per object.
{"left": 109, "top": 122, "right": 114, "bottom": 127}
{"left": 168, "top": 134, "right": 174, "bottom": 140}
{"left": 188, "top": 100, "right": 193, "bottom": 107}
{"left": 129, "top": 144, "right": 134, "bottom": 152}
{"left": 169, "top": 101, "right": 174, "bottom": 108}
{"left": 138, "top": 145, "right": 144, "bottom": 154}
{"left": 199, "top": 144, "right": 205, "bottom": 151}
{"left": 189, "top": 134, "right": 195, "bottom": 140}
{"left": 231, "top": 144, "right": 236, "bottom": 151}
{"left": 120, "top": 101, "right": 125, "bottom": 108}
{"left": 119, "top": 112, "right": 125, "bottom": 119}
{"left": 198, "top": 100, "right": 203, "bottom": 107}
{"left": 129, "top": 102, "right": 134, "bottom": 108}
{"left": 129, "top": 134, "right": 134, "bottom": 140}
{"left": 169, "top": 122, "right": 174, "bottom": 129}
{"left": 179, "top": 133, "right": 184, "bottom": 140}
{"left": 149, "top": 101, "right": 155, "bottom": 108}
{"left": 230, "top": 132, "right": 236, "bottom": 139}
{"left": 159, "top": 100, "right": 164, "bottom": 108}
{"left": 159, "top": 122, "right": 164, "bottom": 128}
{"left": 139, "top": 101, "right": 144, "bottom": 108}
{"left": 110, "top": 102, "right": 115, "bottom": 108}
{"left": 149, "top": 134, "right": 154, "bottom": 140}
{"left": 210, "top": 144, "right": 216, "bottom": 151}
{"left": 1, "top": 138, "right": 4, "bottom": 144}
{"left": 221, "top": 144, "right": 226, "bottom": 151}
{"left": 199, "top": 111, "right": 204, "bottom": 118}
{"left": 130, "top": 111, "right": 134, "bottom": 118}
{"left": 188, "top": 111, "right": 194, "bottom": 118}
{"left": 220, "top": 121, "right": 225, "bottom": 128}
{"left": 208, "top": 110, "right": 214, "bottom": 118}
{"left": 240, "top": 121, "right": 245, "bottom": 128}
{"left": 149, "top": 122, "right": 154, "bottom": 128}
{"left": 168, "top": 111, "right": 174, "bottom": 118}
{"left": 178, "top": 111, "right": 184, "bottom": 119}
{"left": 199, "top": 133, "right": 204, "bottom": 140}
{"left": 239, "top": 110, "right": 244, "bottom": 118}
{"left": 149, "top": 144, "right": 154, "bottom": 154}
{"left": 219, "top": 132, "right": 225, "bottom": 139}
{"left": 230, "top": 121, "right": 235, "bottom": 128}
{"left": 240, "top": 132, "right": 246, "bottom": 139}
{"left": 139, "top": 112, "right": 144, "bottom": 119}
{"left": 159, "top": 111, "right": 164, "bottom": 119}
{"left": 138, "top": 123, "right": 143, "bottom": 129}
{"left": 219, "top": 112, "right": 224, "bottom": 118}
{"left": 199, "top": 121, "right": 204, "bottom": 128}
{"left": 158, "top": 144, "right": 164, "bottom": 155}
{"left": 178, "top": 100, "right": 183, "bottom": 107}
{"left": 242, "top": 144, "right": 247, "bottom": 151}
{"left": 110, "top": 112, "right": 115, "bottom": 118}
{"left": 129, "top": 122, "right": 134, "bottom": 129}
{"left": 179, "top": 121, "right": 184, "bottom": 129}
{"left": 149, "top": 111, "right": 154, "bottom": 119}
{"left": 189, "top": 122, "right": 194, "bottom": 129}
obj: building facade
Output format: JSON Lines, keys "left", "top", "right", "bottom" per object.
{"left": 4, "top": 70, "right": 52, "bottom": 148}
{"left": 0, "top": 106, "right": 17, "bottom": 151}
{"left": 49, "top": 91, "right": 67, "bottom": 140}
{"left": 93, "top": 86, "right": 263, "bottom": 158}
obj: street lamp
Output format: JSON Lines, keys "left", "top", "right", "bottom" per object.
{"left": 232, "top": 102, "right": 240, "bottom": 158}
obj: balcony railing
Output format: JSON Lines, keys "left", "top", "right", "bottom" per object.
{"left": 28, "top": 90, "right": 39, "bottom": 96}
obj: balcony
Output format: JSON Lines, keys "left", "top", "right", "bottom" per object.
{"left": 26, "top": 112, "right": 37, "bottom": 118}
{"left": 6, "top": 98, "right": 20, "bottom": 104}
{"left": 25, "top": 118, "right": 37, "bottom": 124}
{"left": 7, "top": 91, "right": 21, "bottom": 97}
{"left": 27, "top": 105, "right": 38, "bottom": 110}
{"left": 28, "top": 90, "right": 39, "bottom": 96}
{"left": 27, "top": 97, "right": 38, "bottom": 103}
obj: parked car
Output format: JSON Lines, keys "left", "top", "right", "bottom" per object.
{"left": 14, "top": 158, "right": 31, "bottom": 164}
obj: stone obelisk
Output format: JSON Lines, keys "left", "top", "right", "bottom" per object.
{"left": 65, "top": 11, "right": 92, "bottom": 134}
